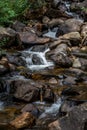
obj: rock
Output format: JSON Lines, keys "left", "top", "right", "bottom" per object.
{"left": 80, "top": 58, "right": 87, "bottom": 71}
{"left": 10, "top": 80, "right": 39, "bottom": 102}
{"left": 12, "top": 21, "right": 26, "bottom": 32}
{"left": 21, "top": 104, "right": 39, "bottom": 117}
{"left": 48, "top": 18, "right": 64, "bottom": 28}
{"left": 73, "top": 58, "right": 81, "bottom": 68}
{"left": 59, "top": 101, "right": 76, "bottom": 115}
{"left": 46, "top": 8, "right": 72, "bottom": 18}
{"left": 48, "top": 120, "right": 61, "bottom": 130}
{"left": 17, "top": 31, "right": 50, "bottom": 47}
{"left": 42, "top": 16, "right": 50, "bottom": 24}
{"left": 49, "top": 102, "right": 87, "bottom": 130}
{"left": 49, "top": 78, "right": 58, "bottom": 84}
{"left": 63, "top": 76, "right": 76, "bottom": 85}
{"left": 60, "top": 32, "right": 81, "bottom": 46}
{"left": 43, "top": 88, "right": 54, "bottom": 102}
{"left": 0, "top": 27, "right": 16, "bottom": 48}
{"left": 0, "top": 65, "right": 9, "bottom": 75}
{"left": 70, "top": 0, "right": 87, "bottom": 21}
{"left": 57, "top": 18, "right": 83, "bottom": 35}
{"left": 81, "top": 23, "right": 87, "bottom": 45}
{"left": 10, "top": 112, "right": 35, "bottom": 129}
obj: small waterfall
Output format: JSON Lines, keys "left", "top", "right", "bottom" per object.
{"left": 22, "top": 48, "right": 54, "bottom": 70}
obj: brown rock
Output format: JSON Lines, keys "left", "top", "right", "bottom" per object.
{"left": 17, "top": 31, "right": 50, "bottom": 46}
{"left": 10, "top": 112, "right": 35, "bottom": 129}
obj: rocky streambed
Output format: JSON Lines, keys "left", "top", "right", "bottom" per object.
{"left": 0, "top": 0, "right": 87, "bottom": 130}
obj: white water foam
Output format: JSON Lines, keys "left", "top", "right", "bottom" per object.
{"left": 39, "top": 98, "right": 62, "bottom": 119}
{"left": 22, "top": 48, "right": 54, "bottom": 70}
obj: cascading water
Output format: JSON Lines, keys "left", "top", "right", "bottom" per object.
{"left": 22, "top": 47, "right": 54, "bottom": 70}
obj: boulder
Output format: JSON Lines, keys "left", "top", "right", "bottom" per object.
{"left": 17, "top": 31, "right": 50, "bottom": 47}
{"left": 48, "top": 102, "right": 87, "bottom": 130}
{"left": 56, "top": 18, "right": 83, "bottom": 35}
{"left": 10, "top": 112, "right": 35, "bottom": 129}
{"left": 21, "top": 104, "right": 39, "bottom": 117}
{"left": 59, "top": 32, "right": 81, "bottom": 46}
{"left": 10, "top": 80, "right": 40, "bottom": 102}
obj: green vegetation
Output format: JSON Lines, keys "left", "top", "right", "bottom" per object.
{"left": 0, "top": 0, "right": 46, "bottom": 25}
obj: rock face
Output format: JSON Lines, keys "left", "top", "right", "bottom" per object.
{"left": 48, "top": 102, "right": 87, "bottom": 130}
{"left": 10, "top": 112, "right": 35, "bottom": 129}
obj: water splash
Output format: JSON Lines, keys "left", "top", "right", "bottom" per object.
{"left": 22, "top": 48, "right": 54, "bottom": 70}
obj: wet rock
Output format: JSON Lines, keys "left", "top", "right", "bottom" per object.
{"left": 10, "top": 80, "right": 39, "bottom": 102}
{"left": 59, "top": 32, "right": 81, "bottom": 46}
{"left": 49, "top": 102, "right": 87, "bottom": 130}
{"left": 0, "top": 80, "right": 7, "bottom": 93}
{"left": 57, "top": 18, "right": 82, "bottom": 35}
{"left": 7, "top": 54, "right": 25, "bottom": 67}
{"left": 0, "top": 27, "right": 16, "bottom": 48}
{"left": 10, "top": 112, "right": 35, "bottom": 129}
{"left": 17, "top": 31, "right": 50, "bottom": 47}
{"left": 59, "top": 101, "right": 76, "bottom": 115}
{"left": 21, "top": 104, "right": 39, "bottom": 117}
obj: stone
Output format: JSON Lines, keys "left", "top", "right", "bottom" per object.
{"left": 12, "top": 21, "right": 26, "bottom": 32}
{"left": 10, "top": 112, "right": 35, "bottom": 129}
{"left": 43, "top": 88, "right": 54, "bottom": 102}
{"left": 48, "top": 18, "right": 64, "bottom": 28}
{"left": 73, "top": 58, "right": 81, "bottom": 68}
{"left": 17, "top": 31, "right": 50, "bottom": 46}
{"left": 57, "top": 18, "right": 83, "bottom": 35}
{"left": 0, "top": 27, "right": 16, "bottom": 48}
{"left": 60, "top": 32, "right": 81, "bottom": 46}
{"left": 21, "top": 104, "right": 39, "bottom": 117}
{"left": 10, "top": 80, "right": 39, "bottom": 102}
{"left": 49, "top": 102, "right": 87, "bottom": 130}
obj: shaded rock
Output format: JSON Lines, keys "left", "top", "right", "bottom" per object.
{"left": 21, "top": 104, "right": 39, "bottom": 117}
{"left": 81, "top": 23, "right": 87, "bottom": 45}
{"left": 10, "top": 80, "right": 39, "bottom": 102}
{"left": 10, "top": 112, "right": 35, "bottom": 129}
{"left": 57, "top": 18, "right": 83, "bottom": 35}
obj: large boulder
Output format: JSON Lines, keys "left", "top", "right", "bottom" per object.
{"left": 17, "top": 31, "right": 50, "bottom": 47}
{"left": 10, "top": 80, "right": 40, "bottom": 102}
{"left": 56, "top": 19, "right": 83, "bottom": 36}
{"left": 48, "top": 102, "right": 87, "bottom": 130}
